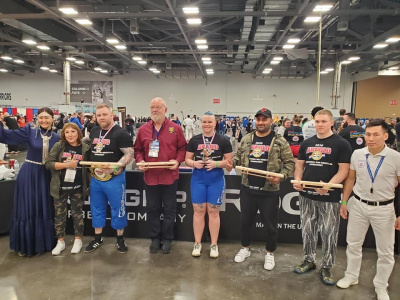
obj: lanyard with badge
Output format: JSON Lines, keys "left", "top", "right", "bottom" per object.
{"left": 64, "top": 152, "right": 80, "bottom": 182}
{"left": 149, "top": 124, "right": 163, "bottom": 157}
{"left": 202, "top": 132, "right": 216, "bottom": 161}
{"left": 366, "top": 154, "right": 385, "bottom": 193}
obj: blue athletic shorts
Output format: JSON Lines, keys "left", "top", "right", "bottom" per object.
{"left": 191, "top": 168, "right": 225, "bottom": 205}
{"left": 89, "top": 171, "right": 127, "bottom": 230}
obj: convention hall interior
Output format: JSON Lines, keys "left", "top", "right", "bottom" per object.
{"left": 0, "top": 0, "right": 399, "bottom": 299}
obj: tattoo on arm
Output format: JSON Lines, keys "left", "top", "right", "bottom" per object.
{"left": 118, "top": 147, "right": 135, "bottom": 167}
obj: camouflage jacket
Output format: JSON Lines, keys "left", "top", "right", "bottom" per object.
{"left": 233, "top": 131, "right": 295, "bottom": 191}
{"left": 45, "top": 141, "right": 91, "bottom": 199}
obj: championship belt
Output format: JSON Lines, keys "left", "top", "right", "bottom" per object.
{"left": 80, "top": 161, "right": 123, "bottom": 181}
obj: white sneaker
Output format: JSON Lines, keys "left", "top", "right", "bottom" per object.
{"left": 71, "top": 239, "right": 83, "bottom": 254}
{"left": 264, "top": 253, "right": 275, "bottom": 270}
{"left": 52, "top": 240, "right": 65, "bottom": 256}
{"left": 210, "top": 244, "right": 219, "bottom": 258}
{"left": 375, "top": 288, "right": 390, "bottom": 300}
{"left": 234, "top": 248, "right": 251, "bottom": 263}
{"left": 336, "top": 276, "right": 359, "bottom": 288}
{"left": 192, "top": 243, "right": 202, "bottom": 257}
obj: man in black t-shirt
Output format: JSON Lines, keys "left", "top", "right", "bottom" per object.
{"left": 293, "top": 109, "right": 351, "bottom": 285}
{"left": 84, "top": 104, "right": 134, "bottom": 254}
{"left": 338, "top": 112, "right": 365, "bottom": 153}
{"left": 230, "top": 108, "right": 294, "bottom": 271}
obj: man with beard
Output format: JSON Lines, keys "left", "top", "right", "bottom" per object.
{"left": 338, "top": 112, "right": 365, "bottom": 153}
{"left": 84, "top": 104, "right": 134, "bottom": 254}
{"left": 228, "top": 108, "right": 294, "bottom": 270}
{"left": 134, "top": 97, "right": 187, "bottom": 254}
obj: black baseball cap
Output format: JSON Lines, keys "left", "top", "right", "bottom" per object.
{"left": 255, "top": 108, "right": 272, "bottom": 118}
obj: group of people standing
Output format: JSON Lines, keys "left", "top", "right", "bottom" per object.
{"left": 1, "top": 99, "right": 400, "bottom": 300}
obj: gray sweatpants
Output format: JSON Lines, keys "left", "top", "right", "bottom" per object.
{"left": 299, "top": 195, "right": 340, "bottom": 268}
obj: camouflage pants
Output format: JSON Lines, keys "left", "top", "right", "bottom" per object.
{"left": 54, "top": 190, "right": 84, "bottom": 238}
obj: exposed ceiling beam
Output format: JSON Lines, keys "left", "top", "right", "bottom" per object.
{"left": 0, "top": 9, "right": 399, "bottom": 20}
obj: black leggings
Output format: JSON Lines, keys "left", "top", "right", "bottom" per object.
{"left": 240, "top": 185, "right": 279, "bottom": 252}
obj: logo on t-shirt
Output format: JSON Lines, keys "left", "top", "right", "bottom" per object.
{"left": 250, "top": 144, "right": 270, "bottom": 158}
{"left": 306, "top": 146, "right": 332, "bottom": 160}
{"left": 292, "top": 136, "right": 299, "bottom": 142}
{"left": 358, "top": 160, "right": 366, "bottom": 168}
{"left": 356, "top": 137, "right": 363, "bottom": 145}
{"left": 168, "top": 127, "right": 175, "bottom": 133}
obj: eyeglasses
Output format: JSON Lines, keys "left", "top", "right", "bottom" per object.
{"left": 150, "top": 106, "right": 164, "bottom": 110}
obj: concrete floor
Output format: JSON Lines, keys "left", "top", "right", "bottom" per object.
{"left": 0, "top": 236, "right": 399, "bottom": 300}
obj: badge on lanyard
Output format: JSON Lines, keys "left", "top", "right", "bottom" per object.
{"left": 64, "top": 168, "right": 76, "bottom": 182}
{"left": 149, "top": 139, "right": 160, "bottom": 157}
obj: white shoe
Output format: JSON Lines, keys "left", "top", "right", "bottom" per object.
{"left": 375, "top": 288, "right": 390, "bottom": 300}
{"left": 210, "top": 244, "right": 219, "bottom": 258}
{"left": 52, "top": 240, "right": 65, "bottom": 256}
{"left": 192, "top": 243, "right": 202, "bottom": 257}
{"left": 71, "top": 239, "right": 83, "bottom": 254}
{"left": 234, "top": 247, "right": 251, "bottom": 263}
{"left": 336, "top": 276, "right": 359, "bottom": 288}
{"left": 264, "top": 253, "right": 275, "bottom": 270}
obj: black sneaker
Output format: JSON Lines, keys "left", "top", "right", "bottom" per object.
{"left": 320, "top": 268, "right": 335, "bottom": 285}
{"left": 116, "top": 238, "right": 128, "bottom": 254}
{"left": 84, "top": 238, "right": 103, "bottom": 253}
{"left": 294, "top": 260, "right": 316, "bottom": 274}
{"left": 149, "top": 239, "right": 161, "bottom": 253}
{"left": 161, "top": 240, "right": 172, "bottom": 254}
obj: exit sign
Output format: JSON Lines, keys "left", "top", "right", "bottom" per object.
{"left": 213, "top": 98, "right": 220, "bottom": 104}
{"left": 390, "top": 100, "right": 398, "bottom": 105}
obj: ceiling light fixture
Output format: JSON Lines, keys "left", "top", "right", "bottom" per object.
{"left": 138, "top": 60, "right": 147, "bottom": 65}
{"left": 341, "top": 60, "right": 352, "bottom": 64}
{"left": 14, "top": 59, "right": 24, "bottom": 64}
{"left": 325, "top": 68, "right": 334, "bottom": 72}
{"left": 283, "top": 44, "right": 295, "bottom": 49}
{"left": 106, "top": 38, "right": 119, "bottom": 44}
{"left": 49, "top": 69, "right": 58, "bottom": 73}
{"left": 202, "top": 57, "right": 211, "bottom": 61}
{"left": 264, "top": 68, "right": 273, "bottom": 71}
{"left": 37, "top": 45, "right": 50, "bottom": 50}
{"left": 304, "top": 16, "right": 321, "bottom": 23}
{"left": 348, "top": 56, "right": 360, "bottom": 61}
{"left": 115, "top": 45, "right": 127, "bottom": 50}
{"left": 100, "top": 70, "right": 108, "bottom": 73}
{"left": 40, "top": 66, "right": 49, "bottom": 70}
{"left": 270, "top": 61, "right": 280, "bottom": 65}
{"left": 132, "top": 56, "right": 142, "bottom": 61}
{"left": 187, "top": 18, "right": 202, "bottom": 25}
{"left": 1, "top": 55, "right": 13, "bottom": 61}
{"left": 0, "top": 68, "right": 8, "bottom": 72}
{"left": 195, "top": 39, "right": 207, "bottom": 44}
{"left": 385, "top": 37, "right": 400, "bottom": 43}
{"left": 149, "top": 67, "right": 157, "bottom": 71}
{"left": 66, "top": 57, "right": 76, "bottom": 61}
{"left": 273, "top": 57, "right": 283, "bottom": 61}
{"left": 183, "top": 7, "right": 199, "bottom": 14}
{"left": 197, "top": 45, "right": 208, "bottom": 50}
{"left": 58, "top": 7, "right": 78, "bottom": 15}
{"left": 74, "top": 60, "right": 85, "bottom": 65}
{"left": 287, "top": 38, "right": 301, "bottom": 44}
{"left": 153, "top": 70, "right": 161, "bottom": 74}
{"left": 313, "top": 4, "right": 333, "bottom": 12}
{"left": 388, "top": 67, "right": 399, "bottom": 70}
{"left": 203, "top": 61, "right": 212, "bottom": 65}
{"left": 75, "top": 19, "right": 93, "bottom": 25}
{"left": 22, "top": 34, "right": 37, "bottom": 45}
{"left": 320, "top": 71, "right": 329, "bottom": 74}
{"left": 373, "top": 43, "right": 388, "bottom": 49}
{"left": 94, "top": 67, "right": 102, "bottom": 71}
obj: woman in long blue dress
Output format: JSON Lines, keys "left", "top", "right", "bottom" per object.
{"left": 0, "top": 107, "right": 60, "bottom": 256}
